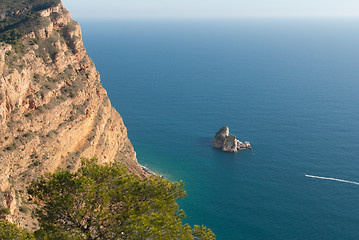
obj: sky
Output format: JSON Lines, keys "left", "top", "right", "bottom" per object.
{"left": 61, "top": 0, "right": 359, "bottom": 19}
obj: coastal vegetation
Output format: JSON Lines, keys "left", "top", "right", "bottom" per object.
{"left": 0, "top": 0, "right": 60, "bottom": 14}
{"left": 6, "top": 158, "right": 214, "bottom": 240}
{"left": 0, "top": 0, "right": 60, "bottom": 44}
{"left": 0, "top": 220, "right": 35, "bottom": 240}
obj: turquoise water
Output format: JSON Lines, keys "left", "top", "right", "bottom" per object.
{"left": 80, "top": 19, "right": 359, "bottom": 239}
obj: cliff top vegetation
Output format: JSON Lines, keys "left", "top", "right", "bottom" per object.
{"left": 0, "top": 0, "right": 60, "bottom": 15}
{"left": 0, "top": 158, "right": 215, "bottom": 239}
{"left": 0, "top": 0, "right": 61, "bottom": 44}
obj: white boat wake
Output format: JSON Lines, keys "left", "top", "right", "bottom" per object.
{"left": 305, "top": 175, "right": 359, "bottom": 186}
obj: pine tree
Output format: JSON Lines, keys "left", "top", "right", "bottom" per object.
{"left": 28, "top": 158, "right": 215, "bottom": 240}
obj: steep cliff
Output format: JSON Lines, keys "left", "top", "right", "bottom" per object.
{"left": 0, "top": 0, "right": 144, "bottom": 229}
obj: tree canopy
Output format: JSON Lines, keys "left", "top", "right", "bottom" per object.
{"left": 28, "top": 158, "right": 215, "bottom": 240}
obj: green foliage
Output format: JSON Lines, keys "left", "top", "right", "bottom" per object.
{"left": 34, "top": 225, "right": 82, "bottom": 240}
{"left": 0, "top": 0, "right": 60, "bottom": 14}
{"left": 19, "top": 206, "right": 29, "bottom": 214}
{"left": 0, "top": 0, "right": 60, "bottom": 44}
{"left": 4, "top": 142, "right": 16, "bottom": 151}
{"left": 0, "top": 219, "right": 35, "bottom": 240}
{"left": 0, "top": 207, "right": 10, "bottom": 216}
{"left": 0, "top": 28, "right": 25, "bottom": 45}
{"left": 28, "top": 158, "right": 215, "bottom": 240}
{"left": 192, "top": 225, "right": 216, "bottom": 240}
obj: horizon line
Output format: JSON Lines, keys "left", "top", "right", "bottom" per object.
{"left": 72, "top": 16, "right": 359, "bottom": 21}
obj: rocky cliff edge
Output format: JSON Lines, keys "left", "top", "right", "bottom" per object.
{"left": 0, "top": 1, "right": 144, "bottom": 229}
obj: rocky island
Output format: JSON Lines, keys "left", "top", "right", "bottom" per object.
{"left": 212, "top": 126, "right": 252, "bottom": 152}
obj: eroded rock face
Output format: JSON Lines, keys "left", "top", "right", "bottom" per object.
{"left": 212, "top": 126, "right": 252, "bottom": 152}
{"left": 212, "top": 126, "right": 230, "bottom": 148}
{"left": 0, "top": 2, "right": 144, "bottom": 229}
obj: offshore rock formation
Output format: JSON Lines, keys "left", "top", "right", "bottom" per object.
{"left": 212, "top": 126, "right": 252, "bottom": 152}
{"left": 0, "top": 0, "right": 144, "bottom": 229}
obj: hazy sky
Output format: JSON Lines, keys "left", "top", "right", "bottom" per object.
{"left": 62, "top": 0, "right": 359, "bottom": 19}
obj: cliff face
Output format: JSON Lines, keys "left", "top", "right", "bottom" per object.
{"left": 0, "top": 1, "right": 144, "bottom": 229}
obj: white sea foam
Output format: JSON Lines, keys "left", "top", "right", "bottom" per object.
{"left": 305, "top": 175, "right": 359, "bottom": 185}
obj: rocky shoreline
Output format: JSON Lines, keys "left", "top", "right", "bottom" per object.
{"left": 212, "top": 126, "right": 252, "bottom": 152}
{"left": 141, "top": 165, "right": 163, "bottom": 178}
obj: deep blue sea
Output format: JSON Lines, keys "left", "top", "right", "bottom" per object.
{"left": 80, "top": 19, "right": 359, "bottom": 240}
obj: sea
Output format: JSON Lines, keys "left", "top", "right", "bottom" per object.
{"left": 79, "top": 19, "right": 359, "bottom": 240}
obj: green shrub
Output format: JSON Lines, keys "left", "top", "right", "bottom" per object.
{"left": 19, "top": 206, "right": 29, "bottom": 214}
{"left": 0, "top": 219, "right": 35, "bottom": 240}
{"left": 0, "top": 208, "right": 10, "bottom": 215}
{"left": 4, "top": 143, "right": 16, "bottom": 151}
